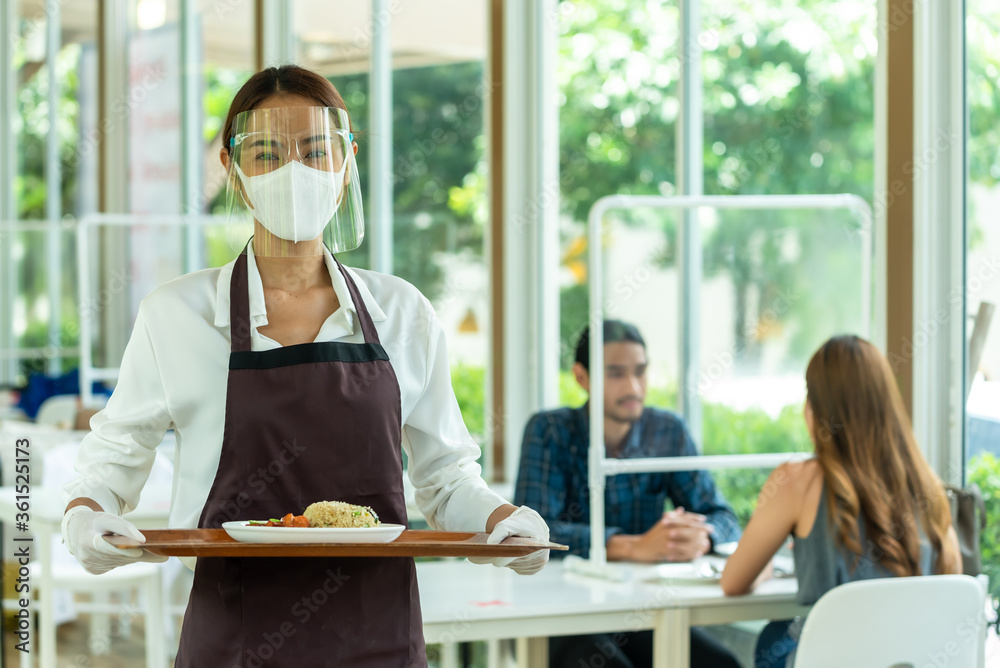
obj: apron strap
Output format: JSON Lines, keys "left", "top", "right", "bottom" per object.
{"left": 229, "top": 250, "right": 252, "bottom": 353}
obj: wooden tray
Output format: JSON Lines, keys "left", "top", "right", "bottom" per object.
{"left": 104, "top": 529, "right": 568, "bottom": 558}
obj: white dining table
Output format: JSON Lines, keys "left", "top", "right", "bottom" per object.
{"left": 417, "top": 557, "right": 808, "bottom": 668}
{"left": 2, "top": 487, "right": 807, "bottom": 668}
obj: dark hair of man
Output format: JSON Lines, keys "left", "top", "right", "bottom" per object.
{"left": 573, "top": 321, "right": 646, "bottom": 372}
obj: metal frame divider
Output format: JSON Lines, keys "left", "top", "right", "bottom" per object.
{"left": 573, "top": 193, "right": 877, "bottom": 578}
{"left": 76, "top": 214, "right": 230, "bottom": 408}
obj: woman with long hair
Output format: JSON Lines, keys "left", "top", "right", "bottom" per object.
{"left": 720, "top": 334, "right": 961, "bottom": 667}
{"left": 61, "top": 65, "right": 550, "bottom": 666}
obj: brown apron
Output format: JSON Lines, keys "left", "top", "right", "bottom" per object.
{"left": 174, "top": 250, "right": 425, "bottom": 667}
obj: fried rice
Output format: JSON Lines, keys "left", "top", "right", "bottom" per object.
{"left": 303, "top": 500, "right": 381, "bottom": 528}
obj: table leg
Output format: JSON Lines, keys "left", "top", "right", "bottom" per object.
{"left": 20, "top": 606, "right": 32, "bottom": 668}
{"left": 515, "top": 637, "right": 547, "bottom": 668}
{"left": 440, "top": 641, "right": 459, "bottom": 668}
{"left": 143, "top": 570, "right": 165, "bottom": 668}
{"left": 1, "top": 517, "right": 5, "bottom": 668}
{"left": 88, "top": 590, "right": 110, "bottom": 654}
{"left": 486, "top": 638, "right": 502, "bottom": 667}
{"left": 37, "top": 534, "right": 55, "bottom": 668}
{"left": 653, "top": 608, "right": 690, "bottom": 668}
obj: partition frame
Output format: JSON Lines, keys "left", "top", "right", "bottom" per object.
{"left": 76, "top": 214, "right": 230, "bottom": 407}
{"left": 584, "top": 193, "right": 877, "bottom": 570}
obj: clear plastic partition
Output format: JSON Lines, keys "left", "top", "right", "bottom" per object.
{"left": 577, "top": 193, "right": 875, "bottom": 576}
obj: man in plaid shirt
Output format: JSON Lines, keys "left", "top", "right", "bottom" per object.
{"left": 514, "top": 320, "right": 742, "bottom": 668}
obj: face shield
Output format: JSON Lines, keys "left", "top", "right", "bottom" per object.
{"left": 225, "top": 106, "right": 364, "bottom": 257}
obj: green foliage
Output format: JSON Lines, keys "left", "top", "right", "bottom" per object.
{"left": 703, "top": 402, "right": 811, "bottom": 525}
{"left": 556, "top": 0, "right": 876, "bottom": 373}
{"left": 327, "top": 62, "right": 489, "bottom": 301}
{"left": 18, "top": 315, "right": 81, "bottom": 376}
{"left": 451, "top": 363, "right": 487, "bottom": 442}
{"left": 968, "top": 453, "right": 1000, "bottom": 601}
{"left": 559, "top": 284, "right": 591, "bottom": 370}
{"left": 15, "top": 44, "right": 84, "bottom": 221}
{"left": 702, "top": 401, "right": 809, "bottom": 456}
{"left": 559, "top": 369, "right": 589, "bottom": 408}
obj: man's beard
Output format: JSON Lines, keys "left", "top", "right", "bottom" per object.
{"left": 606, "top": 406, "right": 642, "bottom": 424}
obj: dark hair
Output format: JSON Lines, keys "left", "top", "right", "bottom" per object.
{"left": 222, "top": 65, "right": 350, "bottom": 154}
{"left": 574, "top": 320, "right": 646, "bottom": 371}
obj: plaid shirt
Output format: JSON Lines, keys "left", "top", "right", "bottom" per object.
{"left": 514, "top": 405, "right": 742, "bottom": 558}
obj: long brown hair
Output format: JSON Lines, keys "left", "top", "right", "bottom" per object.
{"left": 222, "top": 65, "right": 350, "bottom": 154}
{"left": 805, "top": 335, "right": 955, "bottom": 576}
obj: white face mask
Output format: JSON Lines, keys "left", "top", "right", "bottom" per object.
{"left": 234, "top": 160, "right": 347, "bottom": 243}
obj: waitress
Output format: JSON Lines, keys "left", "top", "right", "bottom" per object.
{"left": 61, "top": 65, "right": 550, "bottom": 666}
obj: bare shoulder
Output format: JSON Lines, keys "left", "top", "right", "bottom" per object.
{"left": 785, "top": 457, "right": 821, "bottom": 479}
{"left": 770, "top": 459, "right": 822, "bottom": 498}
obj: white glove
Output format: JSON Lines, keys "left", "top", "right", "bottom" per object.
{"left": 469, "top": 506, "right": 551, "bottom": 575}
{"left": 62, "top": 506, "right": 167, "bottom": 575}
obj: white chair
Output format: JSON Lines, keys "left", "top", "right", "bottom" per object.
{"left": 22, "top": 441, "right": 173, "bottom": 668}
{"left": 29, "top": 560, "right": 165, "bottom": 666}
{"left": 34, "top": 395, "right": 81, "bottom": 430}
{"left": 793, "top": 574, "right": 987, "bottom": 668}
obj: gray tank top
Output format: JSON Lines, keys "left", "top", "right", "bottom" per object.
{"left": 792, "top": 482, "right": 937, "bottom": 606}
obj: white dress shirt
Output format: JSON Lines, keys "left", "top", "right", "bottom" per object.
{"left": 64, "top": 244, "right": 508, "bottom": 536}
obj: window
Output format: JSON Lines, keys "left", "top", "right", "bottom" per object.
{"left": 6, "top": 0, "right": 98, "bottom": 386}
{"left": 964, "top": 0, "right": 1000, "bottom": 629}
{"left": 557, "top": 0, "right": 681, "bottom": 401}
{"left": 556, "top": 0, "right": 877, "bottom": 524}
{"left": 124, "top": 0, "right": 256, "bottom": 287}
{"left": 69, "top": 0, "right": 256, "bottom": 386}
{"left": 294, "top": 0, "right": 492, "bottom": 466}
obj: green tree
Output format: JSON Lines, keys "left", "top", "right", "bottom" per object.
{"left": 556, "top": 0, "right": 877, "bottom": 369}
{"left": 329, "top": 63, "right": 489, "bottom": 303}
{"left": 968, "top": 452, "right": 1000, "bottom": 617}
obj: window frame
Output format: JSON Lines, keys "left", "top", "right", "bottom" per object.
{"left": 911, "top": 0, "right": 966, "bottom": 485}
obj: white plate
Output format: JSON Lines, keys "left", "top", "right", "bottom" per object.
{"left": 222, "top": 521, "right": 406, "bottom": 544}
{"left": 643, "top": 557, "right": 725, "bottom": 584}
